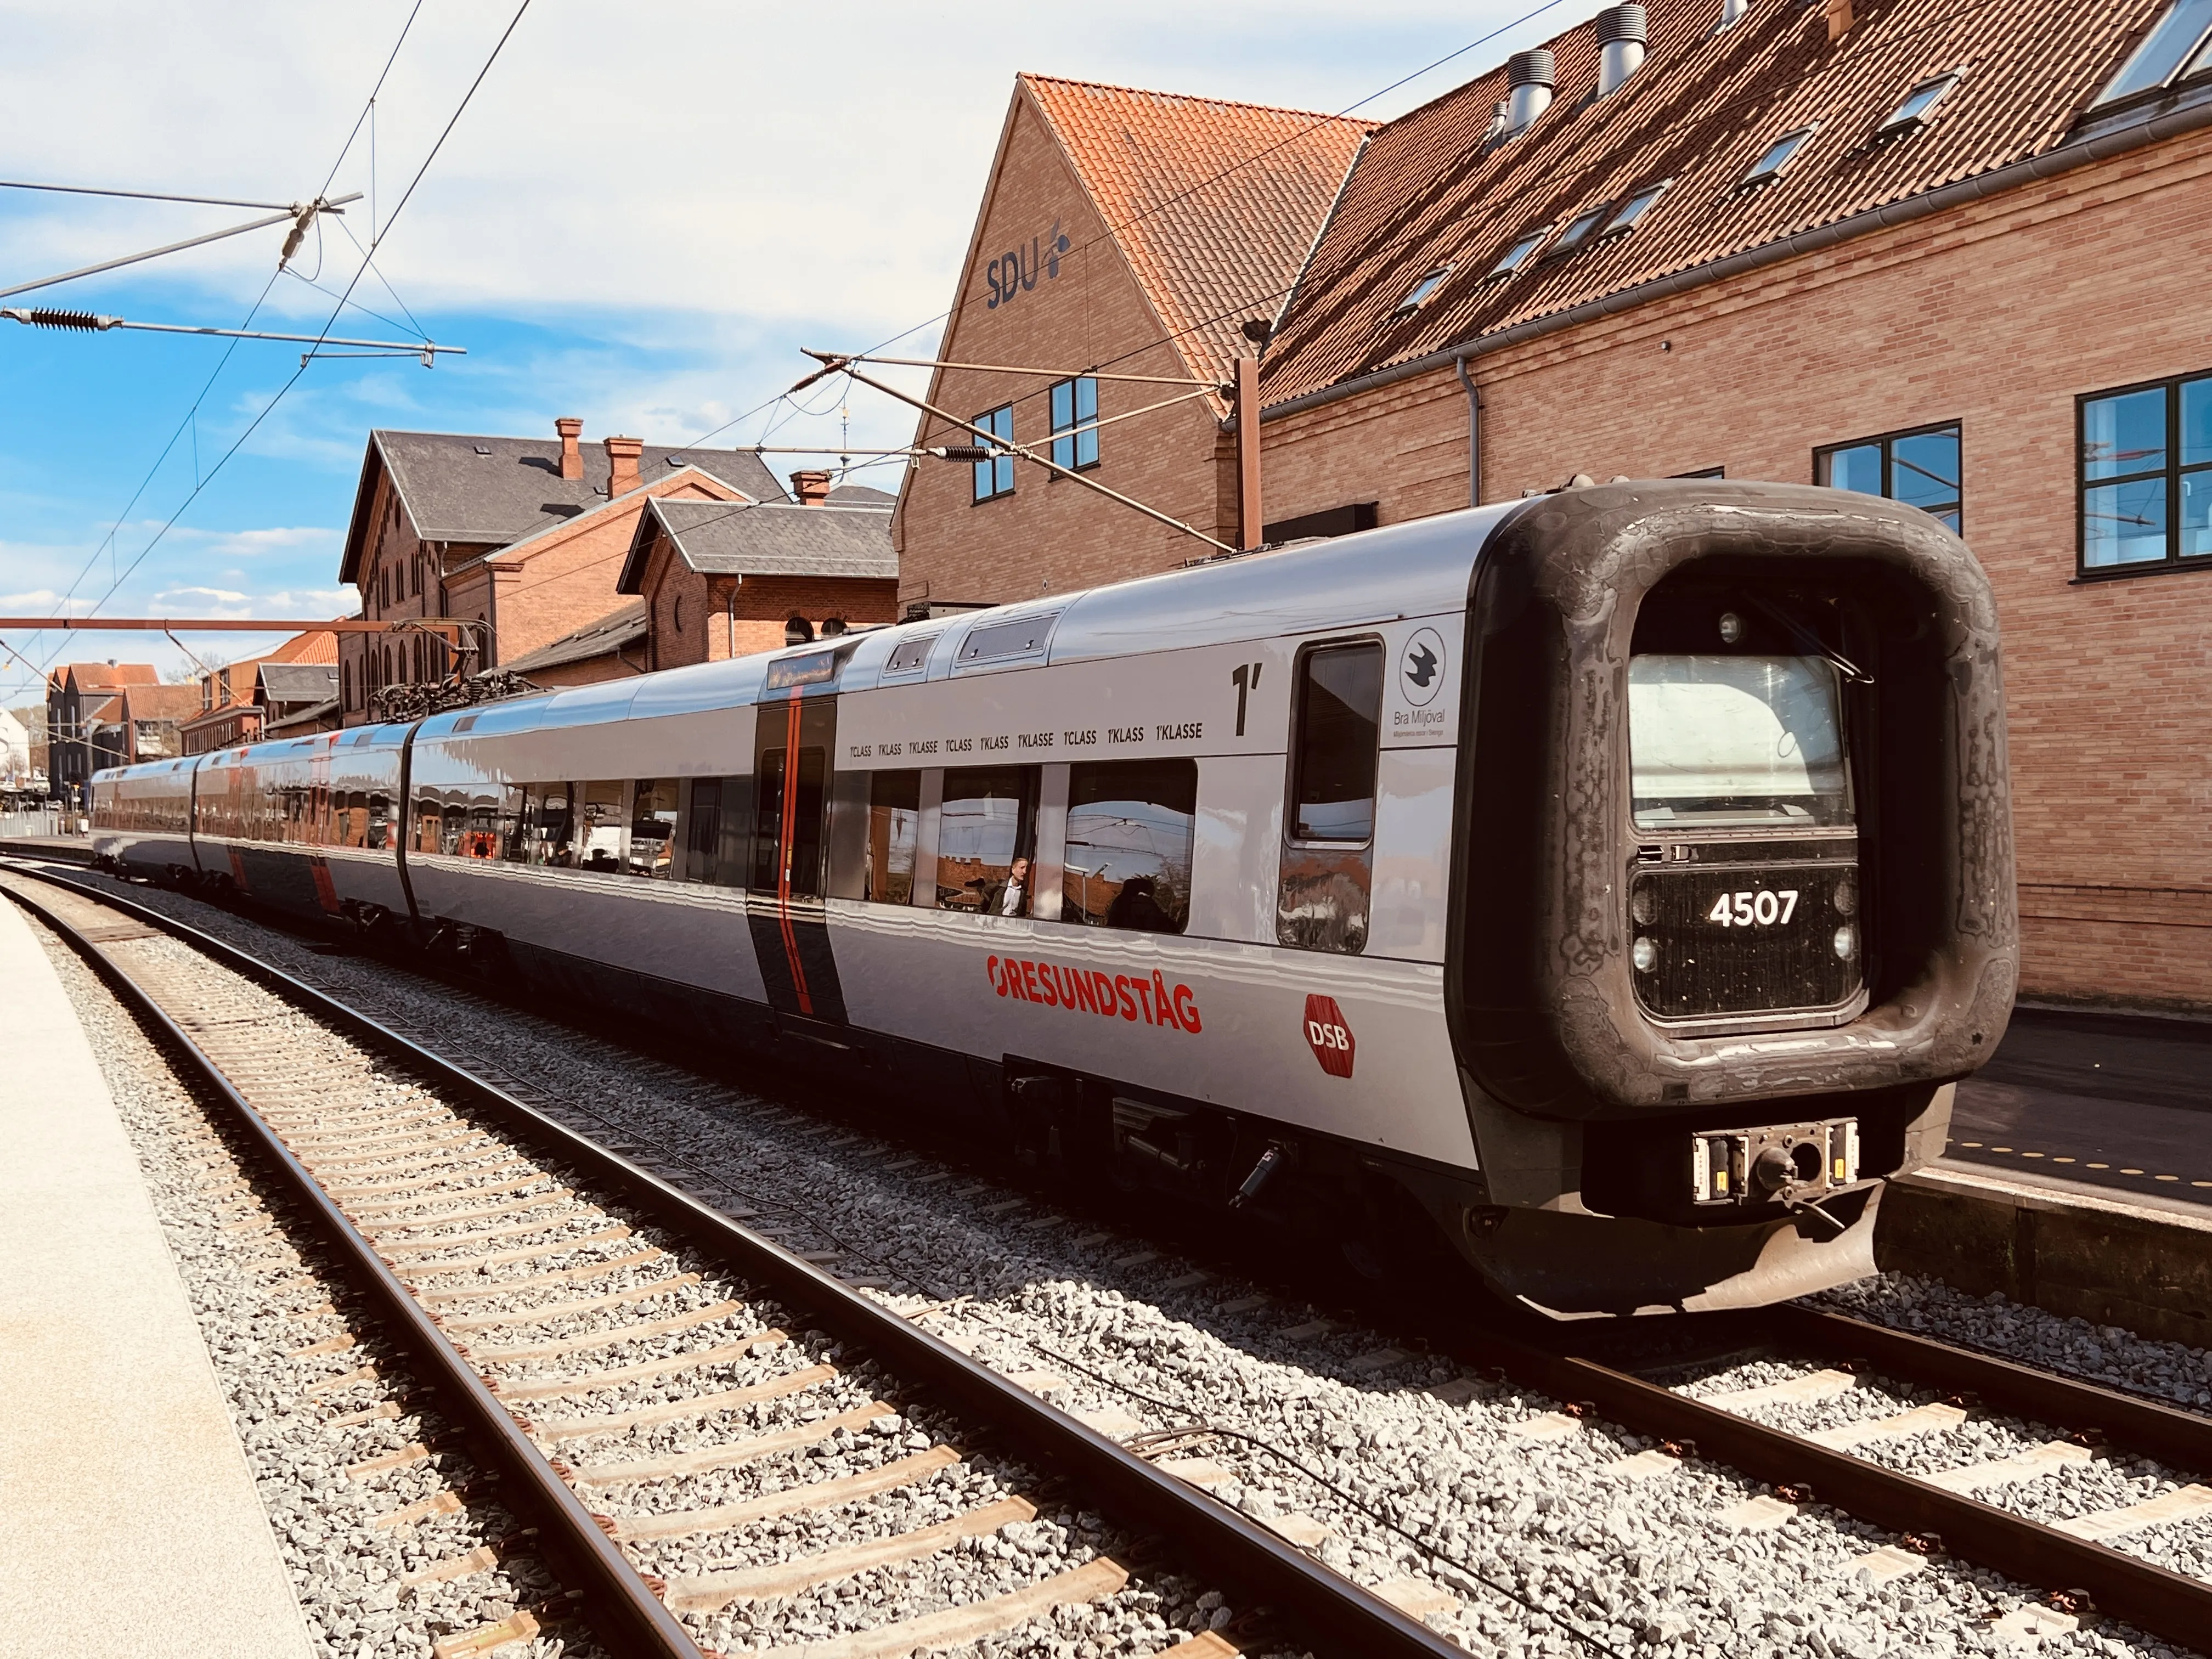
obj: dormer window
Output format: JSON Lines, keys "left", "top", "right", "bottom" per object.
{"left": 1395, "top": 267, "right": 1453, "bottom": 315}
{"left": 1742, "top": 126, "right": 1816, "bottom": 187}
{"left": 1878, "top": 73, "right": 1959, "bottom": 134}
{"left": 2094, "top": 0, "right": 2212, "bottom": 105}
{"left": 1549, "top": 207, "right": 1610, "bottom": 258}
{"left": 1489, "top": 229, "right": 1550, "bottom": 277}
{"left": 1604, "top": 179, "right": 1671, "bottom": 234}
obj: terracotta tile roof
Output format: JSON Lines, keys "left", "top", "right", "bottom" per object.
{"left": 269, "top": 628, "right": 341, "bottom": 665}
{"left": 1261, "top": 0, "right": 2172, "bottom": 406}
{"left": 62, "top": 662, "right": 158, "bottom": 693}
{"left": 119, "top": 684, "right": 204, "bottom": 720}
{"left": 1022, "top": 74, "right": 1372, "bottom": 383}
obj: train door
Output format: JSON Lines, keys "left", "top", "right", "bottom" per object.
{"left": 748, "top": 690, "right": 849, "bottom": 1024}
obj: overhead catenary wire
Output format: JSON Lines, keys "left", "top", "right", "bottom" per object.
{"left": 0, "top": 2, "right": 529, "bottom": 708}
{"left": 4, "top": 1, "right": 430, "bottom": 700}
{"left": 0, "top": 196, "right": 361, "bottom": 302}
{"left": 0, "top": 178, "right": 341, "bottom": 211}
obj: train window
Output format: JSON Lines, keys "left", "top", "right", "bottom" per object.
{"left": 1062, "top": 759, "right": 1195, "bottom": 933}
{"left": 1628, "top": 656, "right": 1850, "bottom": 827}
{"left": 520, "top": 784, "right": 573, "bottom": 866}
{"left": 627, "top": 779, "right": 678, "bottom": 877}
{"left": 865, "top": 770, "right": 920, "bottom": 905}
{"left": 936, "top": 767, "right": 1036, "bottom": 914}
{"left": 368, "top": 790, "right": 390, "bottom": 850}
{"left": 1290, "top": 643, "right": 1384, "bottom": 842}
{"left": 685, "top": 778, "right": 721, "bottom": 882}
{"left": 753, "top": 748, "right": 829, "bottom": 896}
{"left": 576, "top": 781, "right": 627, "bottom": 872}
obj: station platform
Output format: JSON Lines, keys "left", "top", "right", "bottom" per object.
{"left": 1945, "top": 1003, "right": 2212, "bottom": 1207}
{"left": 0, "top": 893, "right": 313, "bottom": 1657}
{"left": 0, "top": 834, "right": 92, "bottom": 864}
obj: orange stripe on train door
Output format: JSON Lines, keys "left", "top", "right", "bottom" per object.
{"left": 776, "top": 687, "right": 814, "bottom": 1017}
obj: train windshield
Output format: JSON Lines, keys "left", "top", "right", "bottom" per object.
{"left": 1628, "top": 654, "right": 1850, "bottom": 828}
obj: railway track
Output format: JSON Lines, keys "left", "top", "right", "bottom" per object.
{"left": 12, "top": 857, "right": 2212, "bottom": 1656}
{"left": 3, "top": 867, "right": 1462, "bottom": 1659}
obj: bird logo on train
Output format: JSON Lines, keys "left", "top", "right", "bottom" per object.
{"left": 1401, "top": 627, "right": 1447, "bottom": 707}
{"left": 1304, "top": 993, "right": 1356, "bottom": 1079}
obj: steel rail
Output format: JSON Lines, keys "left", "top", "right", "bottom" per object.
{"left": 1476, "top": 1330, "right": 2212, "bottom": 1650}
{"left": 1774, "top": 1304, "right": 2212, "bottom": 1479}
{"left": 1, "top": 861, "right": 1467, "bottom": 1659}
{"left": 1, "top": 878, "right": 706, "bottom": 1659}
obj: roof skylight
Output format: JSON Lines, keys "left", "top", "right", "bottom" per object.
{"left": 1878, "top": 73, "right": 1959, "bottom": 133}
{"left": 1549, "top": 207, "right": 1610, "bottom": 257}
{"left": 1489, "top": 228, "right": 1550, "bottom": 276}
{"left": 1396, "top": 267, "right": 1453, "bottom": 315}
{"left": 1604, "top": 180, "right": 1671, "bottom": 233}
{"left": 2094, "top": 0, "right": 2212, "bottom": 105}
{"left": 1742, "top": 126, "right": 1816, "bottom": 187}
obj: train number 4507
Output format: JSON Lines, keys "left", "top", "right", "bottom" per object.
{"left": 1707, "top": 889, "right": 1800, "bottom": 927}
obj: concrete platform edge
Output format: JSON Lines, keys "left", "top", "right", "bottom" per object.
{"left": 1879, "top": 1164, "right": 2212, "bottom": 1349}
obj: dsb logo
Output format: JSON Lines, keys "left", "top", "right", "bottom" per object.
{"left": 1304, "top": 994, "right": 1356, "bottom": 1079}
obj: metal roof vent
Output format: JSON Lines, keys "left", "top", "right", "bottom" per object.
{"left": 1597, "top": 6, "right": 1647, "bottom": 96}
{"left": 1719, "top": 0, "right": 1748, "bottom": 26}
{"left": 1506, "top": 50, "right": 1555, "bottom": 133}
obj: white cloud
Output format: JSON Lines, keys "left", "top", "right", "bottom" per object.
{"left": 0, "top": 2, "right": 1598, "bottom": 329}
{"left": 151, "top": 583, "right": 355, "bottom": 617}
{"left": 0, "top": 588, "right": 97, "bottom": 612}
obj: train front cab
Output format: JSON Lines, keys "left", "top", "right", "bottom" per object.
{"left": 1447, "top": 480, "right": 2015, "bottom": 1317}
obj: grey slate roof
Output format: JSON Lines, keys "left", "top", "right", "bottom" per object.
{"left": 826, "top": 483, "right": 897, "bottom": 505}
{"left": 258, "top": 663, "right": 340, "bottom": 706}
{"left": 341, "top": 429, "right": 788, "bottom": 582}
{"left": 501, "top": 601, "right": 649, "bottom": 676}
{"left": 618, "top": 499, "right": 897, "bottom": 594}
{"left": 264, "top": 697, "right": 339, "bottom": 735}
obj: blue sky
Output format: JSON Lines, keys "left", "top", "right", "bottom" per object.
{"left": 0, "top": 0, "right": 1605, "bottom": 704}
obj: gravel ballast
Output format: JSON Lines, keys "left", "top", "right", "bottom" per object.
{"left": 25, "top": 913, "right": 580, "bottom": 1659}
{"left": 36, "top": 870, "right": 2212, "bottom": 1658}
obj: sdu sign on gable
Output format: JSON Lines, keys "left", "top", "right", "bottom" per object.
{"left": 985, "top": 223, "right": 1072, "bottom": 310}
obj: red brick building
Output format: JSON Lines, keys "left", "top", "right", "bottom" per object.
{"left": 618, "top": 484, "right": 898, "bottom": 670}
{"left": 333, "top": 420, "right": 788, "bottom": 720}
{"left": 45, "top": 662, "right": 156, "bottom": 802}
{"left": 890, "top": 75, "right": 1371, "bottom": 607}
{"left": 893, "top": 0, "right": 2212, "bottom": 1012}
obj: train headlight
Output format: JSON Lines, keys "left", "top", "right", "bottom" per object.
{"left": 1631, "top": 936, "right": 1659, "bottom": 973}
{"left": 1717, "top": 611, "right": 1745, "bottom": 646}
{"left": 1832, "top": 924, "right": 1857, "bottom": 961}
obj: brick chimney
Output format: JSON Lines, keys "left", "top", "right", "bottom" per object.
{"left": 1825, "top": 0, "right": 1855, "bottom": 41}
{"left": 791, "top": 469, "right": 832, "bottom": 506}
{"left": 556, "top": 416, "right": 584, "bottom": 481}
{"left": 604, "top": 435, "right": 644, "bottom": 497}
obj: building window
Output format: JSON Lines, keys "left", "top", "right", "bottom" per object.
{"left": 972, "top": 405, "right": 1015, "bottom": 502}
{"left": 2078, "top": 371, "right": 2212, "bottom": 574}
{"left": 1878, "top": 72, "right": 1960, "bottom": 136}
{"left": 1743, "top": 126, "right": 1816, "bottom": 187}
{"left": 1815, "top": 421, "right": 1961, "bottom": 532}
{"left": 1488, "top": 229, "right": 1549, "bottom": 277}
{"left": 2094, "top": 0, "right": 2212, "bottom": 106}
{"left": 1048, "top": 377, "right": 1099, "bottom": 471}
{"left": 1605, "top": 180, "right": 1670, "bottom": 235}
{"left": 1548, "top": 206, "right": 1609, "bottom": 258}
{"left": 1395, "top": 267, "right": 1452, "bottom": 315}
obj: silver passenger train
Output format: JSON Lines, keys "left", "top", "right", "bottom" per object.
{"left": 93, "top": 481, "right": 2017, "bottom": 1316}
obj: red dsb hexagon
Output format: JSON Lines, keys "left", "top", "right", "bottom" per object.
{"left": 1303, "top": 994, "right": 1355, "bottom": 1079}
